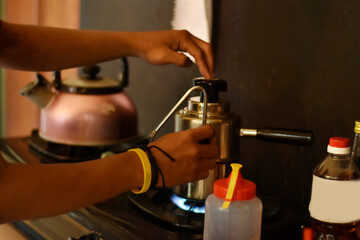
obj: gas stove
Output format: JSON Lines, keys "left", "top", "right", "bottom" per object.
{"left": 0, "top": 133, "right": 304, "bottom": 240}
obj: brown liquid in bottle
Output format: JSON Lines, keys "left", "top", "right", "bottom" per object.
{"left": 310, "top": 137, "right": 360, "bottom": 240}
{"left": 311, "top": 218, "right": 360, "bottom": 240}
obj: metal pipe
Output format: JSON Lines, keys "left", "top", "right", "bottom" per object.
{"left": 148, "top": 86, "right": 208, "bottom": 141}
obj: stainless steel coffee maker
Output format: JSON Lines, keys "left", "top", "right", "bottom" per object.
{"left": 149, "top": 78, "right": 238, "bottom": 200}
{"left": 173, "top": 78, "right": 237, "bottom": 200}
{"left": 149, "top": 77, "right": 312, "bottom": 201}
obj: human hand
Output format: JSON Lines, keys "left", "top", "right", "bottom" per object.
{"left": 149, "top": 125, "right": 218, "bottom": 187}
{"left": 131, "top": 30, "right": 214, "bottom": 79}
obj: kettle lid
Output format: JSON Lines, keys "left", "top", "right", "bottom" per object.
{"left": 59, "top": 58, "right": 128, "bottom": 94}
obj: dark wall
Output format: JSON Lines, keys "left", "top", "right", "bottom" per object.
{"left": 81, "top": 0, "right": 360, "bottom": 222}
{"left": 213, "top": 0, "right": 360, "bottom": 218}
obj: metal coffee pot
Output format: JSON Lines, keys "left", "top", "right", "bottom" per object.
{"left": 149, "top": 77, "right": 312, "bottom": 201}
{"left": 20, "top": 58, "right": 138, "bottom": 146}
{"left": 149, "top": 78, "right": 238, "bottom": 200}
{"left": 173, "top": 78, "right": 237, "bottom": 200}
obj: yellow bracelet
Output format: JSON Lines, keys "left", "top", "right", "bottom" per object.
{"left": 128, "top": 148, "right": 152, "bottom": 194}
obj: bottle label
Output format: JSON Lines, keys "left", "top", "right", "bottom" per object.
{"left": 309, "top": 175, "right": 360, "bottom": 223}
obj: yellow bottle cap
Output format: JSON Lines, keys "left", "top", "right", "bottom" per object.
{"left": 355, "top": 120, "right": 360, "bottom": 134}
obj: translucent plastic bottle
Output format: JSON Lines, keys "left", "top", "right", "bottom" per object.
{"left": 203, "top": 163, "right": 262, "bottom": 240}
{"left": 309, "top": 135, "right": 360, "bottom": 239}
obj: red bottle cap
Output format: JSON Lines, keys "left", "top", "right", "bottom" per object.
{"left": 213, "top": 164, "right": 256, "bottom": 201}
{"left": 327, "top": 137, "right": 351, "bottom": 154}
{"left": 329, "top": 137, "right": 350, "bottom": 148}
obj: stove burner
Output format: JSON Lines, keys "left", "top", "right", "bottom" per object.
{"left": 28, "top": 129, "right": 147, "bottom": 162}
{"left": 170, "top": 194, "right": 205, "bottom": 214}
{"left": 128, "top": 189, "right": 205, "bottom": 231}
{"left": 128, "top": 188, "right": 298, "bottom": 235}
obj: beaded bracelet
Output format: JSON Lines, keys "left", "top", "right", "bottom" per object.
{"left": 128, "top": 148, "right": 152, "bottom": 194}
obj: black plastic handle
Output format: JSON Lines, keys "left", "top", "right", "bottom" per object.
{"left": 240, "top": 128, "right": 313, "bottom": 145}
{"left": 119, "top": 57, "right": 129, "bottom": 88}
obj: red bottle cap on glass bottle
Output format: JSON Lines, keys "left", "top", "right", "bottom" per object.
{"left": 327, "top": 137, "right": 350, "bottom": 155}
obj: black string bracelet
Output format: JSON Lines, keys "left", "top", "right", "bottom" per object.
{"left": 138, "top": 145, "right": 175, "bottom": 188}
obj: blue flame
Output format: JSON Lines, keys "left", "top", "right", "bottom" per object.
{"left": 170, "top": 194, "right": 205, "bottom": 214}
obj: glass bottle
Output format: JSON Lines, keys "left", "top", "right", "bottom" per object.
{"left": 350, "top": 120, "right": 360, "bottom": 168}
{"left": 309, "top": 132, "right": 360, "bottom": 239}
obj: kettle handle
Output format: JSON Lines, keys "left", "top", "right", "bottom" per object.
{"left": 119, "top": 57, "right": 129, "bottom": 88}
{"left": 148, "top": 86, "right": 208, "bottom": 141}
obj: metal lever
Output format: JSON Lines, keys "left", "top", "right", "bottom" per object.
{"left": 148, "top": 86, "right": 208, "bottom": 141}
{"left": 240, "top": 128, "right": 313, "bottom": 145}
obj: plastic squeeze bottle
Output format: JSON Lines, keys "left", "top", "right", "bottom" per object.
{"left": 203, "top": 163, "right": 263, "bottom": 240}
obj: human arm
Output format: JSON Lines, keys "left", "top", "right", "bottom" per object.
{"left": 0, "top": 125, "right": 217, "bottom": 223}
{"left": 0, "top": 20, "right": 214, "bottom": 78}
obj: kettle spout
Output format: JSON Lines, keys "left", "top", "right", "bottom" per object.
{"left": 20, "top": 73, "right": 56, "bottom": 109}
